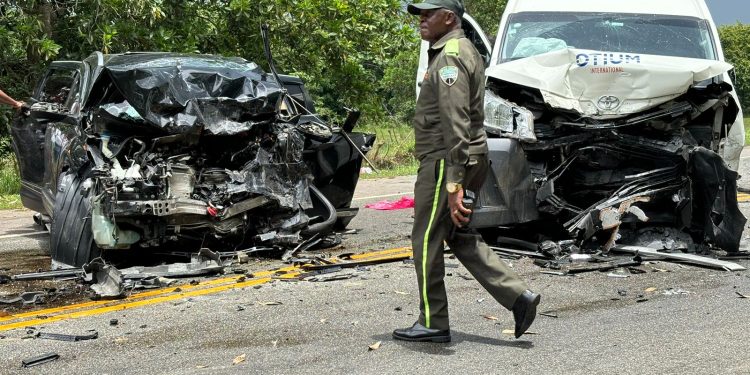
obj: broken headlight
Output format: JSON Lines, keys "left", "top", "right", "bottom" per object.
{"left": 483, "top": 90, "right": 536, "bottom": 142}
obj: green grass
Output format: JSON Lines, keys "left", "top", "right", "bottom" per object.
{"left": 745, "top": 117, "right": 750, "bottom": 146}
{"left": 360, "top": 160, "right": 418, "bottom": 179}
{"left": 0, "top": 155, "right": 22, "bottom": 210}
{"left": 357, "top": 123, "right": 417, "bottom": 178}
{"left": 0, "top": 156, "right": 20, "bottom": 195}
{"left": 0, "top": 194, "right": 23, "bottom": 210}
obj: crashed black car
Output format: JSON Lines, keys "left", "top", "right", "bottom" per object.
{"left": 10, "top": 52, "right": 374, "bottom": 268}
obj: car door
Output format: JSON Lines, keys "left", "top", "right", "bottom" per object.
{"left": 10, "top": 62, "right": 84, "bottom": 214}
{"left": 416, "top": 13, "right": 492, "bottom": 98}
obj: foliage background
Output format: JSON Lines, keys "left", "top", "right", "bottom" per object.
{"left": 0, "top": 0, "right": 748, "bottom": 163}
{"left": 719, "top": 23, "right": 750, "bottom": 112}
{"left": 0, "top": 0, "right": 420, "bottom": 149}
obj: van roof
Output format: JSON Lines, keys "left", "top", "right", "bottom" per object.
{"left": 504, "top": 0, "right": 712, "bottom": 20}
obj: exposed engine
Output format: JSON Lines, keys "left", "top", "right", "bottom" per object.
{"left": 86, "top": 115, "right": 319, "bottom": 251}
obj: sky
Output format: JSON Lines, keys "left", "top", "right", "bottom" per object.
{"left": 705, "top": 0, "right": 750, "bottom": 25}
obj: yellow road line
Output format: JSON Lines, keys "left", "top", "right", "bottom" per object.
{"left": 0, "top": 275, "right": 243, "bottom": 323}
{"left": 0, "top": 264, "right": 301, "bottom": 323}
{"left": 347, "top": 247, "right": 411, "bottom": 260}
{"left": 738, "top": 193, "right": 750, "bottom": 202}
{"left": 0, "top": 277, "right": 274, "bottom": 331}
{"left": 0, "top": 247, "right": 413, "bottom": 332}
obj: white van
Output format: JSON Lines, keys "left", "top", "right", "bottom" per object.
{"left": 418, "top": 0, "right": 746, "bottom": 253}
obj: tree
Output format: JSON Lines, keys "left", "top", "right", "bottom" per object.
{"left": 0, "top": 0, "right": 419, "bottom": 143}
{"left": 464, "top": 0, "right": 508, "bottom": 39}
{"left": 719, "top": 23, "right": 750, "bottom": 113}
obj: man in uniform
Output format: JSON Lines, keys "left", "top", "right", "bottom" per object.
{"left": 393, "top": 0, "right": 540, "bottom": 343}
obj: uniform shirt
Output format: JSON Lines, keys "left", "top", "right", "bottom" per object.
{"left": 413, "top": 28, "right": 488, "bottom": 186}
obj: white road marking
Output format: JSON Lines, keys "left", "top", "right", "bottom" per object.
{"left": 352, "top": 192, "right": 413, "bottom": 201}
{"left": 0, "top": 232, "right": 47, "bottom": 240}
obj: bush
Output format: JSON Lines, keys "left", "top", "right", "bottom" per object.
{"left": 0, "top": 0, "right": 420, "bottom": 126}
{"left": 359, "top": 119, "right": 416, "bottom": 170}
{"left": 719, "top": 23, "right": 750, "bottom": 113}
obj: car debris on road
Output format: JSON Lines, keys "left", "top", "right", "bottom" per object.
{"left": 34, "top": 330, "right": 99, "bottom": 342}
{"left": 0, "top": 247, "right": 414, "bottom": 303}
{"left": 21, "top": 352, "right": 60, "bottom": 368}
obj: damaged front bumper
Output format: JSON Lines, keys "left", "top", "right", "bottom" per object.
{"left": 473, "top": 49, "right": 746, "bottom": 254}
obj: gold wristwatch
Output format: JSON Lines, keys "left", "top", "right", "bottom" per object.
{"left": 446, "top": 182, "right": 462, "bottom": 194}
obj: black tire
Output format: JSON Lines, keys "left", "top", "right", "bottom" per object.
{"left": 50, "top": 173, "right": 100, "bottom": 268}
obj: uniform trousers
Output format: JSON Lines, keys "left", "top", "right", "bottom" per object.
{"left": 411, "top": 155, "right": 528, "bottom": 330}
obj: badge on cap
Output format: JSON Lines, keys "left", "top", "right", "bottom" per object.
{"left": 439, "top": 66, "right": 458, "bottom": 86}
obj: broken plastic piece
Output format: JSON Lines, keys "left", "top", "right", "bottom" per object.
{"left": 36, "top": 330, "right": 98, "bottom": 342}
{"left": 0, "top": 291, "right": 47, "bottom": 305}
{"left": 84, "top": 259, "right": 125, "bottom": 299}
{"left": 564, "top": 257, "right": 642, "bottom": 274}
{"left": 305, "top": 273, "right": 356, "bottom": 282}
{"left": 489, "top": 246, "right": 549, "bottom": 259}
{"left": 22, "top": 353, "right": 59, "bottom": 368}
{"left": 118, "top": 251, "right": 224, "bottom": 278}
{"left": 11, "top": 268, "right": 83, "bottom": 281}
{"left": 612, "top": 245, "right": 746, "bottom": 271}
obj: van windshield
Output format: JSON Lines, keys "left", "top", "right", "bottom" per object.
{"left": 499, "top": 12, "right": 716, "bottom": 64}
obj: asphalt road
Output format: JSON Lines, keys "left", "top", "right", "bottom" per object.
{"left": 0, "top": 154, "right": 749, "bottom": 374}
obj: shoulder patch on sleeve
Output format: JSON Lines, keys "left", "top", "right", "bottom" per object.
{"left": 445, "top": 39, "right": 459, "bottom": 57}
{"left": 439, "top": 66, "right": 458, "bottom": 86}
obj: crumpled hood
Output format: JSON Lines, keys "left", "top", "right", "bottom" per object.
{"left": 89, "top": 55, "right": 283, "bottom": 135}
{"left": 486, "top": 48, "right": 733, "bottom": 118}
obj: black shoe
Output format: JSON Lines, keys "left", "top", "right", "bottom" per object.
{"left": 393, "top": 322, "right": 451, "bottom": 343}
{"left": 512, "top": 290, "right": 541, "bottom": 338}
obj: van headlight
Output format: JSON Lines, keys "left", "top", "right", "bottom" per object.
{"left": 484, "top": 90, "right": 536, "bottom": 142}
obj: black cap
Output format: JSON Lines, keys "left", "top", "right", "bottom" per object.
{"left": 407, "top": 0, "right": 465, "bottom": 18}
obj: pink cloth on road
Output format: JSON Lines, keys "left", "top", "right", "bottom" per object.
{"left": 364, "top": 196, "right": 415, "bottom": 210}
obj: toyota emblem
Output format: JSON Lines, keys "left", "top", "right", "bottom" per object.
{"left": 597, "top": 95, "right": 621, "bottom": 110}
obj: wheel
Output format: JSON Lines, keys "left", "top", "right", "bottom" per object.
{"left": 50, "top": 172, "right": 100, "bottom": 268}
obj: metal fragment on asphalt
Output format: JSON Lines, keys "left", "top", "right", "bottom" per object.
{"left": 36, "top": 330, "right": 98, "bottom": 342}
{"left": 21, "top": 353, "right": 60, "bottom": 368}
{"left": 612, "top": 246, "right": 747, "bottom": 271}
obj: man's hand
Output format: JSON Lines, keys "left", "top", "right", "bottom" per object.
{"left": 448, "top": 189, "right": 471, "bottom": 227}
{"left": 13, "top": 101, "right": 24, "bottom": 110}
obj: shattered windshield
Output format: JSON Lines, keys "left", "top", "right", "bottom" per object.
{"left": 499, "top": 12, "right": 716, "bottom": 63}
